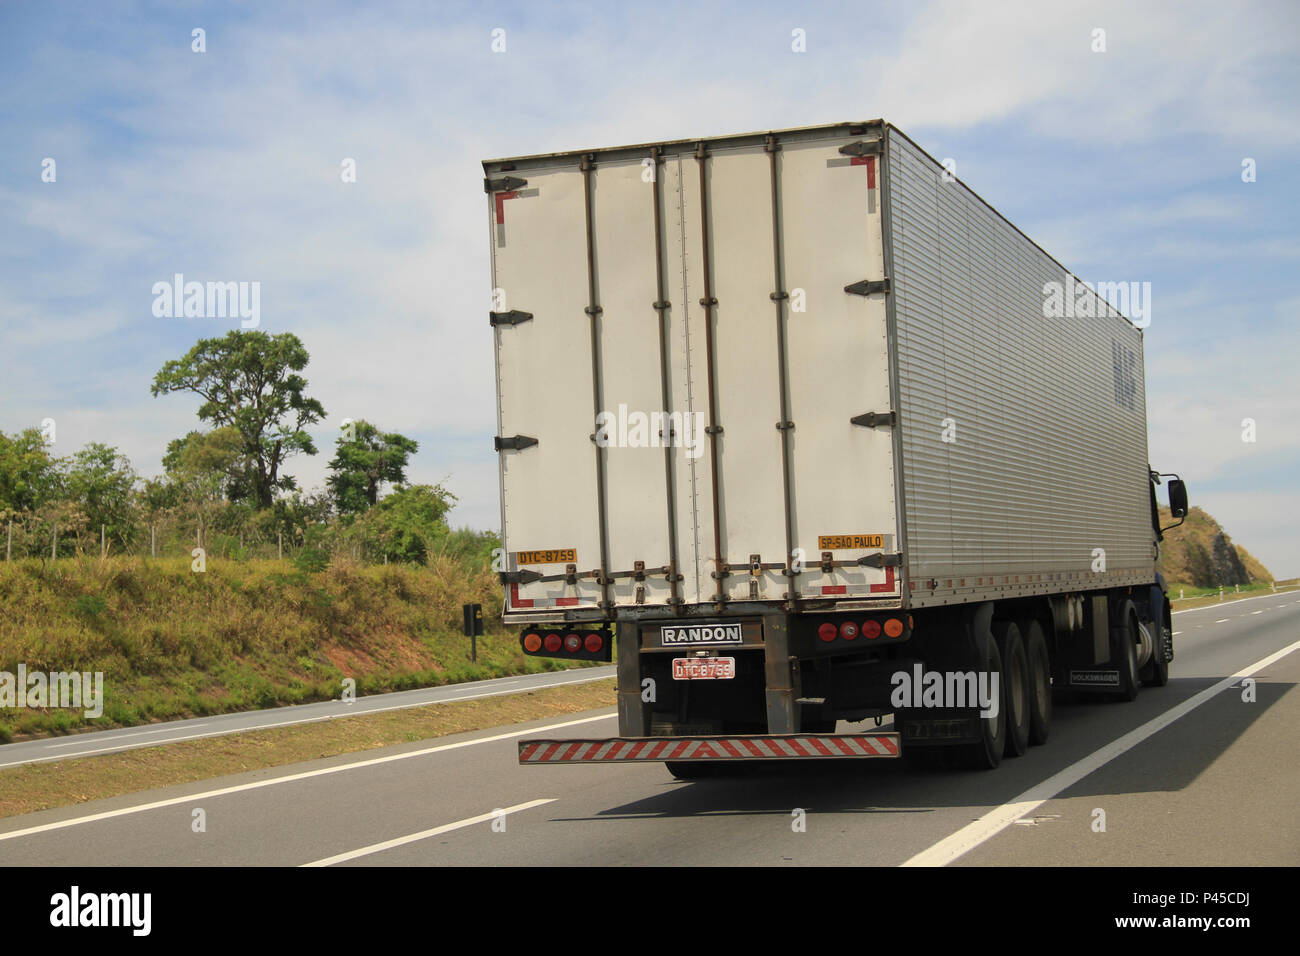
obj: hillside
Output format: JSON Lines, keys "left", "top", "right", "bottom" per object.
{"left": 0, "top": 554, "right": 574, "bottom": 741}
{"left": 1157, "top": 505, "right": 1273, "bottom": 588}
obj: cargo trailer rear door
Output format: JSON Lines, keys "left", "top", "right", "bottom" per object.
{"left": 677, "top": 128, "right": 900, "bottom": 603}
{"left": 778, "top": 132, "right": 899, "bottom": 600}
{"left": 489, "top": 160, "right": 681, "bottom": 611}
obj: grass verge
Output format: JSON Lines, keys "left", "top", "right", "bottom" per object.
{"left": 0, "top": 678, "right": 615, "bottom": 819}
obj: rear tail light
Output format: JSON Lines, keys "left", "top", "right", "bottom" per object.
{"left": 883, "top": 618, "right": 904, "bottom": 638}
{"left": 544, "top": 633, "right": 562, "bottom": 652}
{"left": 840, "top": 621, "right": 859, "bottom": 640}
{"left": 564, "top": 633, "right": 582, "bottom": 652}
{"left": 862, "top": 619, "right": 882, "bottom": 640}
{"left": 523, "top": 632, "right": 542, "bottom": 652}
{"left": 818, "top": 622, "right": 838, "bottom": 642}
{"left": 584, "top": 632, "right": 603, "bottom": 653}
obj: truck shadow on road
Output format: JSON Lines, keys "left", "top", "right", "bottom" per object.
{"left": 559, "top": 676, "right": 1292, "bottom": 821}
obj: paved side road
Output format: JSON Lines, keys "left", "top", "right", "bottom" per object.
{"left": 0, "top": 665, "right": 614, "bottom": 769}
{"left": 0, "top": 598, "right": 1296, "bottom": 866}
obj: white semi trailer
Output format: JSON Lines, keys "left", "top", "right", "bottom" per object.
{"left": 484, "top": 120, "right": 1188, "bottom": 774}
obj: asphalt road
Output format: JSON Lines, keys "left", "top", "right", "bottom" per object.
{"left": 1, "top": 596, "right": 1296, "bottom": 866}
{"left": 0, "top": 665, "right": 614, "bottom": 769}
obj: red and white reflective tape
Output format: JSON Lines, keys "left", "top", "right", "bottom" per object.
{"left": 805, "top": 565, "right": 896, "bottom": 597}
{"left": 509, "top": 582, "right": 586, "bottom": 609}
{"left": 518, "top": 734, "right": 900, "bottom": 763}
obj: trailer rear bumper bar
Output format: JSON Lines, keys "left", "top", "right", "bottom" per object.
{"left": 518, "top": 733, "right": 900, "bottom": 764}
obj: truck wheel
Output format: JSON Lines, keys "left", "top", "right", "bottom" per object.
{"left": 993, "top": 621, "right": 1030, "bottom": 758}
{"left": 959, "top": 634, "right": 1006, "bottom": 770}
{"left": 1141, "top": 615, "right": 1170, "bottom": 687}
{"left": 1110, "top": 603, "right": 1140, "bottom": 702}
{"left": 1021, "top": 619, "right": 1052, "bottom": 746}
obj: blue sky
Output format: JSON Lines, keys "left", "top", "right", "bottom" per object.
{"left": 2, "top": 0, "right": 1298, "bottom": 575}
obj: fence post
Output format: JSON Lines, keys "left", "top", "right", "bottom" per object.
{"left": 6, "top": 521, "right": 10, "bottom": 561}
{"left": 278, "top": 532, "right": 282, "bottom": 560}
{"left": 52, "top": 523, "right": 57, "bottom": 560}
{"left": 151, "top": 524, "right": 156, "bottom": 558}
{"left": 101, "top": 524, "right": 106, "bottom": 559}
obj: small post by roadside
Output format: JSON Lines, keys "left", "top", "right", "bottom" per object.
{"left": 151, "top": 524, "right": 156, "bottom": 557}
{"left": 1272, "top": 580, "right": 1277, "bottom": 592}
{"left": 1179, "top": 589, "right": 1184, "bottom": 600}
{"left": 51, "top": 523, "right": 57, "bottom": 561}
{"left": 101, "top": 524, "right": 106, "bottom": 559}
{"left": 1218, "top": 587, "right": 1224, "bottom": 602}
{"left": 278, "top": 532, "right": 282, "bottom": 560}
{"left": 462, "top": 603, "right": 483, "bottom": 663}
{"left": 6, "top": 521, "right": 11, "bottom": 561}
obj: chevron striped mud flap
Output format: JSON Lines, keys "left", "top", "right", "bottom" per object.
{"left": 518, "top": 734, "right": 900, "bottom": 764}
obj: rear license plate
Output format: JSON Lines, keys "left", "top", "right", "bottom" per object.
{"left": 672, "top": 657, "right": 736, "bottom": 680}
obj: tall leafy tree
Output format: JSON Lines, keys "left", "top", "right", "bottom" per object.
{"left": 64, "top": 443, "right": 136, "bottom": 542}
{"left": 326, "top": 420, "right": 419, "bottom": 513}
{"left": 151, "top": 331, "right": 326, "bottom": 508}
{"left": 0, "top": 427, "right": 61, "bottom": 513}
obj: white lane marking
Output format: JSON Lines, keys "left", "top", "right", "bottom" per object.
{"left": 44, "top": 723, "right": 213, "bottom": 748}
{"left": 0, "top": 672, "right": 614, "bottom": 769}
{"left": 1172, "top": 631, "right": 1182, "bottom": 636}
{"left": 902, "top": 638, "right": 1300, "bottom": 868}
{"left": 302, "top": 798, "right": 557, "bottom": 867}
{"left": 1214, "top": 619, "right": 1230, "bottom": 624}
{"left": 1173, "top": 590, "right": 1299, "bottom": 615}
{"left": 1252, "top": 611, "right": 1264, "bottom": 615}
{"left": 0, "top": 712, "right": 616, "bottom": 843}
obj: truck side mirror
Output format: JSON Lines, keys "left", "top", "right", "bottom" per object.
{"left": 1168, "top": 479, "right": 1188, "bottom": 519}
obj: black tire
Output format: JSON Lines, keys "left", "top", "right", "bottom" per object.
{"left": 1021, "top": 619, "right": 1052, "bottom": 746}
{"left": 1111, "top": 603, "right": 1140, "bottom": 702}
{"left": 993, "top": 621, "right": 1030, "bottom": 758}
{"left": 1141, "top": 614, "right": 1171, "bottom": 687}
{"left": 959, "top": 632, "right": 1006, "bottom": 770}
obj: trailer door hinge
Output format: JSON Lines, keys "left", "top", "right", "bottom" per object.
{"left": 500, "top": 569, "right": 543, "bottom": 585}
{"left": 489, "top": 310, "right": 533, "bottom": 327}
{"left": 850, "top": 411, "right": 896, "bottom": 428}
{"left": 485, "top": 176, "right": 527, "bottom": 193}
{"left": 858, "top": 552, "right": 903, "bottom": 569}
{"left": 845, "top": 278, "right": 891, "bottom": 296}
{"left": 495, "top": 434, "right": 538, "bottom": 451}
{"left": 839, "top": 140, "right": 883, "bottom": 157}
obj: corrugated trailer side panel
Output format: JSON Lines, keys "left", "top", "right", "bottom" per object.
{"left": 884, "top": 127, "right": 1154, "bottom": 609}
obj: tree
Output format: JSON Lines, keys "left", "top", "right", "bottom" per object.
{"left": 326, "top": 420, "right": 419, "bottom": 513}
{"left": 163, "top": 427, "right": 253, "bottom": 502}
{"left": 0, "top": 427, "right": 61, "bottom": 513}
{"left": 354, "top": 484, "right": 456, "bottom": 564}
{"left": 151, "top": 331, "right": 326, "bottom": 508}
{"left": 64, "top": 443, "right": 136, "bottom": 547}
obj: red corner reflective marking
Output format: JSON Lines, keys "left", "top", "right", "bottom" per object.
{"left": 510, "top": 582, "right": 534, "bottom": 609}
{"left": 494, "top": 190, "right": 519, "bottom": 224}
{"left": 554, "top": 597, "right": 580, "bottom": 606}
{"left": 870, "top": 565, "right": 896, "bottom": 593}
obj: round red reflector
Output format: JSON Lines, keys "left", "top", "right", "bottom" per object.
{"left": 523, "top": 632, "right": 542, "bottom": 652}
{"left": 564, "top": 633, "right": 582, "bottom": 652}
{"left": 543, "top": 633, "right": 562, "bottom": 652}
{"left": 584, "top": 633, "right": 603, "bottom": 652}
{"left": 862, "top": 619, "right": 882, "bottom": 640}
{"left": 840, "top": 621, "right": 859, "bottom": 640}
{"left": 884, "top": 618, "right": 904, "bottom": 638}
{"left": 818, "top": 622, "right": 838, "bottom": 642}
